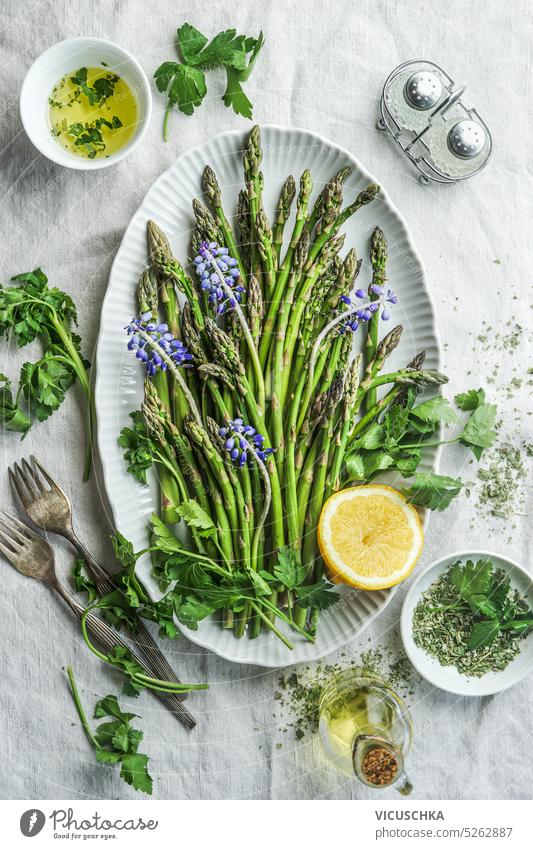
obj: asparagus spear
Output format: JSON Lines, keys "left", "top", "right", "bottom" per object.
{"left": 364, "top": 226, "right": 388, "bottom": 411}
{"left": 307, "top": 165, "right": 353, "bottom": 234}
{"left": 136, "top": 266, "right": 180, "bottom": 524}
{"left": 295, "top": 381, "right": 343, "bottom": 628}
{"left": 243, "top": 126, "right": 263, "bottom": 278}
{"left": 202, "top": 166, "right": 246, "bottom": 281}
{"left": 258, "top": 170, "right": 312, "bottom": 370}
{"left": 256, "top": 208, "right": 277, "bottom": 296}
{"left": 272, "top": 175, "right": 296, "bottom": 264}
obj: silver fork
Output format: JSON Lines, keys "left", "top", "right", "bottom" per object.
{"left": 0, "top": 510, "right": 196, "bottom": 729}
{"left": 9, "top": 456, "right": 188, "bottom": 703}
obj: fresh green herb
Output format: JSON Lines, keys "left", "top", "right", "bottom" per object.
{"left": 149, "top": 512, "right": 327, "bottom": 649}
{"left": 401, "top": 472, "right": 464, "bottom": 511}
{"left": 344, "top": 389, "right": 497, "bottom": 509}
{"left": 0, "top": 373, "right": 30, "bottom": 434}
{"left": 118, "top": 411, "right": 156, "bottom": 484}
{"left": 67, "top": 667, "right": 153, "bottom": 794}
{"left": 454, "top": 388, "right": 486, "bottom": 411}
{"left": 154, "top": 23, "right": 264, "bottom": 137}
{"left": 412, "top": 559, "right": 533, "bottom": 675}
{"left": 60, "top": 115, "right": 123, "bottom": 158}
{"left": 69, "top": 67, "right": 120, "bottom": 106}
{"left": 0, "top": 268, "right": 94, "bottom": 479}
{"left": 273, "top": 547, "right": 307, "bottom": 590}
{"left": 71, "top": 557, "right": 98, "bottom": 603}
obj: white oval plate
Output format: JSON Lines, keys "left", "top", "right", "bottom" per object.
{"left": 401, "top": 550, "right": 533, "bottom": 696}
{"left": 95, "top": 125, "right": 441, "bottom": 668}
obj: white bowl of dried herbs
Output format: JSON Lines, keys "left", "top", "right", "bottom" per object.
{"left": 401, "top": 551, "right": 533, "bottom": 696}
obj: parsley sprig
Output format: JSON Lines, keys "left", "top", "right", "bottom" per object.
{"left": 0, "top": 268, "right": 94, "bottom": 480}
{"left": 148, "top": 503, "right": 336, "bottom": 646}
{"left": 344, "top": 387, "right": 497, "bottom": 511}
{"left": 67, "top": 667, "right": 153, "bottom": 795}
{"left": 447, "top": 559, "right": 533, "bottom": 650}
{"left": 154, "top": 23, "right": 264, "bottom": 138}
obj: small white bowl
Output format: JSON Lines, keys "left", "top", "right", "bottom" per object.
{"left": 401, "top": 550, "right": 533, "bottom": 696}
{"left": 20, "top": 36, "right": 152, "bottom": 170}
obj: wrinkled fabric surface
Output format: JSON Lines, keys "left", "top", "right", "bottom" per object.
{"left": 0, "top": 0, "right": 531, "bottom": 800}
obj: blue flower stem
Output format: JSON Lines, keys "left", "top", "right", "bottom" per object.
{"left": 305, "top": 298, "right": 375, "bottom": 408}
{"left": 137, "top": 328, "right": 203, "bottom": 426}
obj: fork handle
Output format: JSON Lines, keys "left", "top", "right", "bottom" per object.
{"left": 53, "top": 580, "right": 196, "bottom": 730}
{"left": 65, "top": 530, "right": 186, "bottom": 696}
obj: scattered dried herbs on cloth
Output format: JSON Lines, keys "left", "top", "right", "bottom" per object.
{"left": 275, "top": 647, "right": 418, "bottom": 742}
{"left": 412, "top": 559, "right": 533, "bottom": 677}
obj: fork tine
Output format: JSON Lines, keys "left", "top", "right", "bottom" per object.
{"left": 22, "top": 456, "right": 45, "bottom": 495}
{"left": 30, "top": 455, "right": 60, "bottom": 493}
{"left": 0, "top": 518, "right": 24, "bottom": 550}
{"left": 8, "top": 467, "right": 29, "bottom": 509}
{"left": 0, "top": 510, "right": 42, "bottom": 542}
{"left": 0, "top": 535, "right": 18, "bottom": 561}
{"left": 12, "top": 460, "right": 37, "bottom": 503}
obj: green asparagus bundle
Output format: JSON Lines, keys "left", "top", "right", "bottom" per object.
{"left": 121, "top": 126, "right": 496, "bottom": 648}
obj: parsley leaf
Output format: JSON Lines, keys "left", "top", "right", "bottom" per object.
{"left": 454, "top": 388, "right": 486, "bottom": 411}
{"left": 0, "top": 269, "right": 92, "bottom": 477}
{"left": 181, "top": 28, "right": 248, "bottom": 70}
{"left": 176, "top": 23, "right": 209, "bottom": 64}
{"left": 402, "top": 472, "right": 464, "bottom": 511}
{"left": 155, "top": 23, "right": 264, "bottom": 137}
{"left": 222, "top": 32, "right": 265, "bottom": 119}
{"left": 71, "top": 557, "right": 98, "bottom": 603}
{"left": 67, "top": 667, "right": 153, "bottom": 795}
{"left": 19, "top": 351, "right": 75, "bottom": 422}
{"left": 118, "top": 411, "right": 155, "bottom": 484}
{"left": 410, "top": 395, "right": 458, "bottom": 425}
{"left": 0, "top": 373, "right": 30, "bottom": 433}
{"left": 450, "top": 558, "right": 493, "bottom": 607}
{"left": 273, "top": 547, "right": 307, "bottom": 590}
{"left": 459, "top": 402, "right": 497, "bottom": 459}
{"left": 70, "top": 68, "right": 119, "bottom": 107}
{"left": 155, "top": 62, "right": 208, "bottom": 119}
{"left": 294, "top": 580, "right": 339, "bottom": 610}
{"left": 466, "top": 619, "right": 501, "bottom": 650}
{"left": 176, "top": 499, "right": 216, "bottom": 537}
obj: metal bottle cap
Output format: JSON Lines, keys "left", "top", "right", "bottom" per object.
{"left": 447, "top": 120, "right": 486, "bottom": 158}
{"left": 404, "top": 71, "right": 443, "bottom": 110}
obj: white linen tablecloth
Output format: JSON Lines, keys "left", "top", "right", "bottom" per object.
{"left": 0, "top": 0, "right": 531, "bottom": 800}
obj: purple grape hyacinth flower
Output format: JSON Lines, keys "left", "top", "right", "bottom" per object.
{"left": 338, "top": 285, "right": 398, "bottom": 334}
{"left": 125, "top": 314, "right": 192, "bottom": 376}
{"left": 193, "top": 241, "right": 245, "bottom": 315}
{"left": 218, "top": 418, "right": 275, "bottom": 467}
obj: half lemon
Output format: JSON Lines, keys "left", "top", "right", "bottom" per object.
{"left": 317, "top": 485, "right": 423, "bottom": 590}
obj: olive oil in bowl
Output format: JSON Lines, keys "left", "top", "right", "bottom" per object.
{"left": 49, "top": 66, "right": 138, "bottom": 160}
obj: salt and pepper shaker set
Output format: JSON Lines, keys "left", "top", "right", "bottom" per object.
{"left": 377, "top": 59, "right": 492, "bottom": 184}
